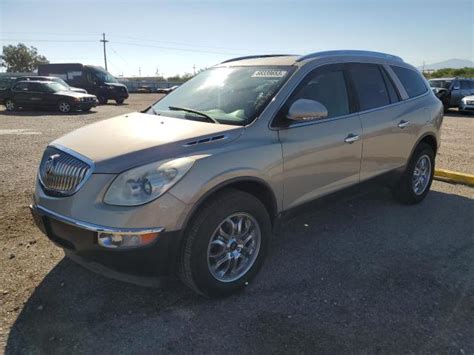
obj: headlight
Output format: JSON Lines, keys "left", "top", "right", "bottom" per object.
{"left": 104, "top": 157, "right": 195, "bottom": 206}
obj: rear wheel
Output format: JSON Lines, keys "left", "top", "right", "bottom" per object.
{"left": 179, "top": 189, "right": 271, "bottom": 297}
{"left": 57, "top": 100, "right": 72, "bottom": 113}
{"left": 4, "top": 98, "right": 16, "bottom": 111}
{"left": 115, "top": 99, "right": 124, "bottom": 104}
{"left": 393, "top": 143, "right": 435, "bottom": 204}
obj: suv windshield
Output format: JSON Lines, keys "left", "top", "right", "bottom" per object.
{"left": 150, "top": 66, "right": 293, "bottom": 125}
{"left": 429, "top": 80, "right": 452, "bottom": 89}
{"left": 46, "top": 82, "right": 70, "bottom": 92}
{"left": 91, "top": 68, "right": 119, "bottom": 83}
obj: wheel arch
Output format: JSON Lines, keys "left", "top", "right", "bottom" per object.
{"left": 416, "top": 133, "right": 438, "bottom": 155}
{"left": 181, "top": 176, "right": 279, "bottom": 232}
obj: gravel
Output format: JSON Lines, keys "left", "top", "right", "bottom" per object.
{"left": 0, "top": 95, "right": 473, "bottom": 353}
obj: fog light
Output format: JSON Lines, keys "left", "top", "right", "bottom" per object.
{"left": 97, "top": 232, "right": 159, "bottom": 248}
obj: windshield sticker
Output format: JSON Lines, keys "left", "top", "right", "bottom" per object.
{"left": 252, "top": 70, "right": 287, "bottom": 78}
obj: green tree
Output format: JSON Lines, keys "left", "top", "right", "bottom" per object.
{"left": 0, "top": 43, "right": 49, "bottom": 72}
{"left": 424, "top": 67, "right": 474, "bottom": 79}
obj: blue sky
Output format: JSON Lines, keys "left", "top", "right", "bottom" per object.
{"left": 1, "top": 0, "right": 473, "bottom": 77}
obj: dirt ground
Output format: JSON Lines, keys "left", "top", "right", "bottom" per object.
{"left": 0, "top": 94, "right": 473, "bottom": 353}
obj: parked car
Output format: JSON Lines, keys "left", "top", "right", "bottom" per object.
{"left": 136, "top": 86, "right": 153, "bottom": 93}
{"left": 2, "top": 80, "right": 98, "bottom": 113}
{"left": 429, "top": 77, "right": 474, "bottom": 110}
{"left": 16, "top": 76, "right": 87, "bottom": 94}
{"left": 30, "top": 51, "right": 443, "bottom": 297}
{"left": 156, "top": 85, "right": 179, "bottom": 94}
{"left": 38, "top": 63, "right": 129, "bottom": 104}
{"left": 460, "top": 95, "right": 474, "bottom": 113}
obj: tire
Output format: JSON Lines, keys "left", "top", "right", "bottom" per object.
{"left": 179, "top": 189, "right": 272, "bottom": 297}
{"left": 82, "top": 107, "right": 92, "bottom": 112}
{"left": 4, "top": 98, "right": 16, "bottom": 111}
{"left": 393, "top": 143, "right": 435, "bottom": 204}
{"left": 98, "top": 96, "right": 108, "bottom": 105}
{"left": 115, "top": 99, "right": 124, "bottom": 104}
{"left": 57, "top": 100, "right": 72, "bottom": 113}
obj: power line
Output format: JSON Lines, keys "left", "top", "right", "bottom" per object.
{"left": 113, "top": 41, "right": 242, "bottom": 56}
{"left": 0, "top": 38, "right": 96, "bottom": 43}
{"left": 1, "top": 31, "right": 254, "bottom": 52}
{"left": 0, "top": 37, "right": 244, "bottom": 56}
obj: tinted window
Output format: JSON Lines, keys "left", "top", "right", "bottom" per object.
{"left": 391, "top": 66, "right": 427, "bottom": 98}
{"left": 28, "top": 83, "right": 46, "bottom": 92}
{"left": 13, "top": 82, "right": 29, "bottom": 91}
{"left": 290, "top": 70, "right": 349, "bottom": 118}
{"left": 380, "top": 67, "right": 399, "bottom": 103}
{"left": 460, "top": 80, "right": 471, "bottom": 89}
{"left": 350, "top": 63, "right": 390, "bottom": 110}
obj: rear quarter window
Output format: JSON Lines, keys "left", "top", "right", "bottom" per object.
{"left": 390, "top": 66, "right": 428, "bottom": 98}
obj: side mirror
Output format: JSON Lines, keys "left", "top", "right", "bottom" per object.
{"left": 286, "top": 99, "right": 328, "bottom": 122}
{"left": 452, "top": 83, "right": 460, "bottom": 90}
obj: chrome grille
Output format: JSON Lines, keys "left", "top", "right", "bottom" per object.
{"left": 39, "top": 146, "right": 92, "bottom": 196}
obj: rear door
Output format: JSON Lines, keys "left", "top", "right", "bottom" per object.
{"left": 11, "top": 82, "right": 31, "bottom": 107}
{"left": 277, "top": 63, "right": 363, "bottom": 209}
{"left": 26, "top": 83, "right": 48, "bottom": 108}
{"left": 352, "top": 63, "right": 428, "bottom": 180}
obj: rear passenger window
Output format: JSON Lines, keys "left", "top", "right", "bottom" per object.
{"left": 290, "top": 70, "right": 350, "bottom": 118}
{"left": 390, "top": 66, "right": 427, "bottom": 98}
{"left": 349, "top": 63, "right": 391, "bottom": 110}
{"left": 13, "top": 82, "right": 28, "bottom": 91}
{"left": 380, "top": 67, "right": 399, "bottom": 103}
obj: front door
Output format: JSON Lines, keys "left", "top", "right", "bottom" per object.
{"left": 276, "top": 64, "right": 363, "bottom": 210}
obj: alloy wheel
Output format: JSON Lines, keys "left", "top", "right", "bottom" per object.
{"left": 58, "top": 102, "right": 71, "bottom": 113}
{"left": 412, "top": 154, "right": 431, "bottom": 195}
{"left": 5, "top": 100, "right": 15, "bottom": 111}
{"left": 207, "top": 212, "right": 261, "bottom": 283}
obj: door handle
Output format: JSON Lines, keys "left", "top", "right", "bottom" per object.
{"left": 398, "top": 120, "right": 410, "bottom": 129}
{"left": 344, "top": 134, "right": 360, "bottom": 144}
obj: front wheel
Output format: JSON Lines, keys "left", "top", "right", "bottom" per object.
{"left": 179, "top": 189, "right": 271, "bottom": 297}
{"left": 115, "top": 99, "right": 124, "bottom": 104}
{"left": 393, "top": 143, "right": 435, "bottom": 204}
{"left": 4, "top": 98, "right": 16, "bottom": 111}
{"left": 98, "top": 96, "right": 108, "bottom": 105}
{"left": 57, "top": 100, "right": 72, "bottom": 113}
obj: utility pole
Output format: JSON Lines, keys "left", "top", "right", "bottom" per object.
{"left": 192, "top": 64, "right": 196, "bottom": 75}
{"left": 100, "top": 33, "right": 109, "bottom": 71}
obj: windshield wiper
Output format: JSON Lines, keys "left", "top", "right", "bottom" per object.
{"left": 168, "top": 106, "right": 219, "bottom": 124}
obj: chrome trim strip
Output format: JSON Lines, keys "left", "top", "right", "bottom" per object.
{"left": 30, "top": 204, "right": 165, "bottom": 235}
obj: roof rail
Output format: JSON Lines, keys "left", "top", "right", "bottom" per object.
{"left": 296, "top": 50, "right": 404, "bottom": 63}
{"left": 220, "top": 54, "right": 296, "bottom": 64}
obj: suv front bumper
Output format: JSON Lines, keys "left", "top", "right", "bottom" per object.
{"left": 30, "top": 204, "right": 183, "bottom": 278}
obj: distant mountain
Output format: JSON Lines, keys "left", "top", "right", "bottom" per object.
{"left": 419, "top": 59, "right": 474, "bottom": 70}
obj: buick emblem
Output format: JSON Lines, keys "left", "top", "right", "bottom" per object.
{"left": 44, "top": 154, "right": 60, "bottom": 175}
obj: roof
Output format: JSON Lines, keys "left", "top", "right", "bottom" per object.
{"left": 218, "top": 50, "right": 404, "bottom": 67}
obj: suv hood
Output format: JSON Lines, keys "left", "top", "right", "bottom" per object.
{"left": 52, "top": 112, "right": 243, "bottom": 173}
{"left": 69, "top": 87, "right": 88, "bottom": 94}
{"left": 105, "top": 82, "right": 127, "bottom": 88}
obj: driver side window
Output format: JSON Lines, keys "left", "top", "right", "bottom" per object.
{"left": 289, "top": 69, "right": 350, "bottom": 119}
